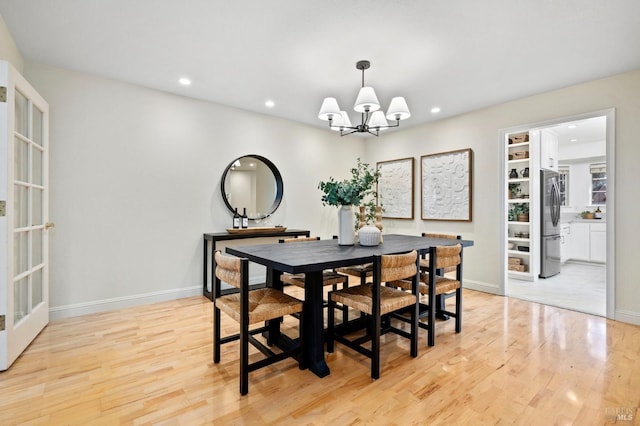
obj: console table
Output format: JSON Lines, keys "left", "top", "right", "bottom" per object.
{"left": 202, "top": 229, "right": 310, "bottom": 300}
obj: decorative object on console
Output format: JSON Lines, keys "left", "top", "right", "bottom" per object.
{"left": 318, "top": 159, "right": 381, "bottom": 245}
{"left": 318, "top": 60, "right": 410, "bottom": 136}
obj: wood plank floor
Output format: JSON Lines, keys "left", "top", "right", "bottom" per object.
{"left": 1, "top": 288, "right": 639, "bottom": 425}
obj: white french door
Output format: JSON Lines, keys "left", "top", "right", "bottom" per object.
{"left": 0, "top": 61, "right": 50, "bottom": 371}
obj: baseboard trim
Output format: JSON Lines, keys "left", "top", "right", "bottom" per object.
{"left": 614, "top": 309, "right": 640, "bottom": 326}
{"left": 464, "top": 279, "right": 500, "bottom": 295}
{"left": 49, "top": 286, "right": 202, "bottom": 320}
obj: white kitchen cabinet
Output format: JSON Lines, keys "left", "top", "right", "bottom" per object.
{"left": 540, "top": 129, "right": 558, "bottom": 171}
{"left": 569, "top": 222, "right": 590, "bottom": 261}
{"left": 567, "top": 221, "right": 606, "bottom": 262}
{"left": 590, "top": 223, "right": 607, "bottom": 262}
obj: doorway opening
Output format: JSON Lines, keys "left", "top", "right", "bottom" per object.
{"left": 502, "top": 110, "right": 614, "bottom": 318}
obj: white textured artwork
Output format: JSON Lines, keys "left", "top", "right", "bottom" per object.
{"left": 377, "top": 158, "right": 414, "bottom": 219}
{"left": 421, "top": 149, "right": 472, "bottom": 221}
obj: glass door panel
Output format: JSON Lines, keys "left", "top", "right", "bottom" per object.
{"left": 14, "top": 90, "right": 28, "bottom": 137}
{"left": 14, "top": 184, "right": 28, "bottom": 228}
{"left": 13, "top": 232, "right": 28, "bottom": 275}
{"left": 32, "top": 189, "right": 43, "bottom": 226}
{"left": 32, "top": 229, "right": 43, "bottom": 266}
{"left": 32, "top": 105, "right": 44, "bottom": 147}
{"left": 15, "top": 137, "right": 28, "bottom": 182}
{"left": 14, "top": 278, "right": 28, "bottom": 322}
{"left": 32, "top": 147, "right": 43, "bottom": 186}
{"left": 32, "top": 268, "right": 43, "bottom": 307}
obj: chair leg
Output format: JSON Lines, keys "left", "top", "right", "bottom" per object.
{"left": 240, "top": 317, "right": 249, "bottom": 396}
{"left": 410, "top": 298, "right": 418, "bottom": 357}
{"left": 342, "top": 278, "right": 349, "bottom": 325}
{"left": 372, "top": 311, "right": 380, "bottom": 380}
{"left": 455, "top": 288, "right": 462, "bottom": 333}
{"left": 428, "top": 290, "right": 436, "bottom": 347}
{"left": 327, "top": 296, "right": 335, "bottom": 353}
{"left": 298, "top": 312, "right": 307, "bottom": 370}
{"left": 213, "top": 306, "right": 221, "bottom": 363}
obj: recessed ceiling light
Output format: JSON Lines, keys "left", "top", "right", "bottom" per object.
{"left": 178, "top": 77, "right": 191, "bottom": 86}
{"left": 265, "top": 100, "right": 275, "bottom": 108}
{"left": 430, "top": 107, "right": 441, "bottom": 114}
{"left": 568, "top": 124, "right": 577, "bottom": 129}
{"left": 570, "top": 138, "right": 577, "bottom": 142}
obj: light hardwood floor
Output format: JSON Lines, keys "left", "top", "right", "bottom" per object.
{"left": 1, "top": 288, "right": 638, "bottom": 425}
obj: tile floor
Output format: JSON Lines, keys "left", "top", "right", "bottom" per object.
{"left": 508, "top": 261, "right": 606, "bottom": 317}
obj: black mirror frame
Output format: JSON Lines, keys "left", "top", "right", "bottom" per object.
{"left": 220, "top": 154, "right": 284, "bottom": 220}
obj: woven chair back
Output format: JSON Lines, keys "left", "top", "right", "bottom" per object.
{"left": 214, "top": 251, "right": 242, "bottom": 289}
{"left": 380, "top": 250, "right": 418, "bottom": 282}
{"left": 435, "top": 244, "right": 462, "bottom": 270}
{"left": 423, "top": 233, "right": 458, "bottom": 240}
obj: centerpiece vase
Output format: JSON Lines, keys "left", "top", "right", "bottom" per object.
{"left": 358, "top": 225, "right": 381, "bottom": 246}
{"left": 338, "top": 205, "right": 355, "bottom": 246}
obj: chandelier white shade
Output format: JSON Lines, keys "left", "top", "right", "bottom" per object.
{"left": 318, "top": 60, "right": 410, "bottom": 136}
{"left": 386, "top": 96, "right": 411, "bottom": 120}
{"left": 331, "top": 111, "right": 352, "bottom": 131}
{"left": 318, "top": 97, "right": 341, "bottom": 120}
{"left": 353, "top": 87, "right": 380, "bottom": 113}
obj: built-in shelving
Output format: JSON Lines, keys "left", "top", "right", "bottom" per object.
{"left": 506, "top": 132, "right": 536, "bottom": 280}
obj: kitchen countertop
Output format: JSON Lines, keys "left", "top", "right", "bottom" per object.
{"left": 568, "top": 219, "right": 606, "bottom": 223}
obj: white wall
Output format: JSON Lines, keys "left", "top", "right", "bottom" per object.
{"left": 0, "top": 14, "right": 23, "bottom": 73}
{"left": 23, "top": 62, "right": 365, "bottom": 317}
{"left": 364, "top": 70, "right": 640, "bottom": 323}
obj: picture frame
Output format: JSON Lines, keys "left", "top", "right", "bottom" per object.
{"left": 376, "top": 157, "right": 414, "bottom": 219}
{"left": 421, "top": 148, "right": 473, "bottom": 221}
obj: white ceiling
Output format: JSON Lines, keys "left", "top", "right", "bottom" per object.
{"left": 1, "top": 0, "right": 639, "bottom": 133}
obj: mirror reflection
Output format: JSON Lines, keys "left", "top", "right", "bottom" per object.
{"left": 221, "top": 155, "right": 283, "bottom": 220}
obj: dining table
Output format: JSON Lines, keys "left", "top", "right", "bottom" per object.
{"left": 225, "top": 233, "right": 474, "bottom": 378}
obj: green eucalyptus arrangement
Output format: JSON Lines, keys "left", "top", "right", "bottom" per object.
{"left": 318, "top": 158, "right": 381, "bottom": 207}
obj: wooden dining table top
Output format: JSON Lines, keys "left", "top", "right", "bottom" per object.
{"left": 225, "top": 233, "right": 474, "bottom": 273}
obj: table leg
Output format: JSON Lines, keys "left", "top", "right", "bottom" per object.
{"left": 304, "top": 270, "right": 330, "bottom": 378}
{"left": 436, "top": 295, "right": 449, "bottom": 320}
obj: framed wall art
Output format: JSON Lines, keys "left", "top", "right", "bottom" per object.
{"left": 376, "top": 157, "right": 414, "bottom": 219}
{"left": 421, "top": 148, "right": 473, "bottom": 221}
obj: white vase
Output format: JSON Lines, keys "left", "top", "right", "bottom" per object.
{"left": 337, "top": 205, "right": 355, "bottom": 246}
{"left": 358, "top": 225, "right": 381, "bottom": 246}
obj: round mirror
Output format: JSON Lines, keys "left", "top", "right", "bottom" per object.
{"left": 221, "top": 155, "right": 284, "bottom": 220}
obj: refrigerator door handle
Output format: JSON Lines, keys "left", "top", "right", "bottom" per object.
{"left": 551, "top": 180, "right": 561, "bottom": 227}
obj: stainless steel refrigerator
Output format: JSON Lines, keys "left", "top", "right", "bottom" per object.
{"left": 540, "top": 169, "right": 561, "bottom": 278}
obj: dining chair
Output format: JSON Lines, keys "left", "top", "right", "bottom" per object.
{"left": 421, "top": 233, "right": 461, "bottom": 319}
{"left": 279, "top": 237, "right": 350, "bottom": 324}
{"left": 213, "top": 250, "right": 304, "bottom": 395}
{"left": 335, "top": 263, "right": 373, "bottom": 286}
{"left": 390, "top": 244, "right": 463, "bottom": 346}
{"left": 327, "top": 250, "right": 420, "bottom": 380}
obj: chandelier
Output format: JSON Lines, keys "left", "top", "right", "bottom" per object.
{"left": 318, "top": 60, "right": 411, "bottom": 136}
